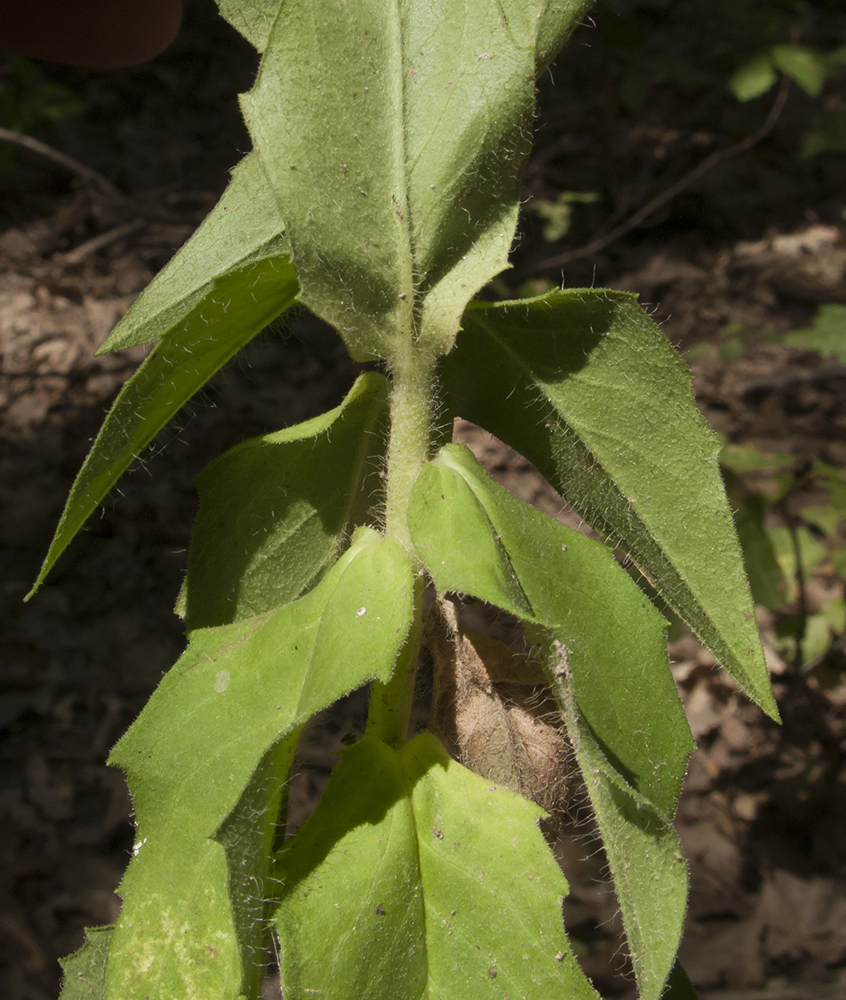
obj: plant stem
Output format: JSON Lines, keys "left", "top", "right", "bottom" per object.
{"left": 382, "top": 345, "right": 435, "bottom": 558}
{"left": 366, "top": 577, "right": 425, "bottom": 745}
{"left": 367, "top": 340, "right": 435, "bottom": 745}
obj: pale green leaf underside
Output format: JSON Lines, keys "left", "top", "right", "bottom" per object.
{"left": 443, "top": 289, "right": 777, "bottom": 718}
{"left": 240, "top": 0, "right": 591, "bottom": 361}
{"left": 104, "top": 529, "right": 413, "bottom": 1000}
{"left": 59, "top": 926, "right": 112, "bottom": 1000}
{"left": 274, "top": 732, "right": 599, "bottom": 1000}
{"left": 99, "top": 151, "right": 290, "bottom": 354}
{"left": 409, "top": 445, "right": 692, "bottom": 1000}
{"left": 181, "top": 370, "right": 390, "bottom": 629}
{"left": 409, "top": 444, "right": 693, "bottom": 815}
{"left": 28, "top": 253, "right": 297, "bottom": 599}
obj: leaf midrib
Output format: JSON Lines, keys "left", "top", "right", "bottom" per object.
{"left": 390, "top": 0, "right": 418, "bottom": 332}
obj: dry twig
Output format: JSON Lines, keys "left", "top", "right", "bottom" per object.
{"left": 0, "top": 126, "right": 125, "bottom": 201}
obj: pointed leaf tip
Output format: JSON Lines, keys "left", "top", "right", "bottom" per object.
{"left": 444, "top": 289, "right": 777, "bottom": 719}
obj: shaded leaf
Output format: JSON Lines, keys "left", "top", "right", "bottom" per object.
{"left": 28, "top": 254, "right": 298, "bottom": 599}
{"left": 215, "top": 736, "right": 295, "bottom": 1000}
{"left": 274, "top": 732, "right": 598, "bottom": 1000}
{"left": 802, "top": 108, "right": 846, "bottom": 158}
{"left": 59, "top": 926, "right": 112, "bottom": 1000}
{"left": 104, "top": 528, "right": 413, "bottom": 1000}
{"left": 731, "top": 491, "right": 786, "bottom": 611}
{"left": 181, "top": 371, "right": 389, "bottom": 628}
{"left": 662, "top": 961, "right": 699, "bottom": 1000}
{"left": 240, "top": 0, "right": 591, "bottom": 361}
{"left": 442, "top": 290, "right": 777, "bottom": 718}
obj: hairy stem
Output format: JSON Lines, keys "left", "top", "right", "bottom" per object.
{"left": 367, "top": 341, "right": 435, "bottom": 744}
{"left": 366, "top": 577, "right": 425, "bottom": 745}
{"left": 382, "top": 345, "right": 435, "bottom": 558}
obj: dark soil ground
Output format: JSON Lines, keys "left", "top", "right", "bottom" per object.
{"left": 2, "top": 2, "right": 846, "bottom": 998}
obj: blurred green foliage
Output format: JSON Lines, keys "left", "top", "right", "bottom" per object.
{"left": 0, "top": 53, "right": 86, "bottom": 131}
{"left": 785, "top": 304, "right": 846, "bottom": 361}
{"left": 687, "top": 303, "right": 846, "bottom": 670}
{"left": 593, "top": 0, "right": 846, "bottom": 158}
{"left": 529, "top": 190, "right": 600, "bottom": 242}
{"left": 722, "top": 442, "right": 846, "bottom": 669}
{"left": 0, "top": 54, "right": 86, "bottom": 169}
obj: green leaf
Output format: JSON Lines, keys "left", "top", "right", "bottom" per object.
{"left": 273, "top": 732, "right": 599, "bottom": 1000}
{"left": 771, "top": 44, "right": 827, "bottom": 98}
{"left": 442, "top": 289, "right": 777, "bottom": 719}
{"left": 546, "top": 649, "right": 690, "bottom": 1000}
{"left": 409, "top": 443, "right": 693, "bottom": 815}
{"left": 408, "top": 444, "right": 693, "bottom": 1000}
{"left": 104, "top": 528, "right": 413, "bottom": 1000}
{"left": 662, "top": 961, "right": 699, "bottom": 1000}
{"left": 216, "top": 0, "right": 279, "bottom": 53}
{"left": 532, "top": 191, "right": 599, "bottom": 243}
{"left": 785, "top": 304, "right": 846, "bottom": 363}
{"left": 240, "top": 0, "right": 591, "bottom": 361}
{"left": 770, "top": 525, "right": 826, "bottom": 604}
{"left": 27, "top": 253, "right": 298, "bottom": 599}
{"left": 720, "top": 443, "right": 795, "bottom": 476}
{"left": 60, "top": 926, "right": 112, "bottom": 1000}
{"left": 728, "top": 53, "right": 777, "bottom": 101}
{"left": 731, "top": 491, "right": 786, "bottom": 611}
{"left": 801, "top": 599, "right": 846, "bottom": 665}
{"left": 215, "top": 736, "right": 295, "bottom": 1000}
{"left": 98, "top": 152, "right": 290, "bottom": 354}
{"left": 803, "top": 108, "right": 846, "bottom": 158}
{"left": 181, "top": 371, "right": 390, "bottom": 628}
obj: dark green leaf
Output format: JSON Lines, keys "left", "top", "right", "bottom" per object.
{"left": 215, "top": 736, "right": 295, "bottom": 1000}
{"left": 59, "top": 926, "right": 112, "bottom": 1000}
{"left": 181, "top": 371, "right": 389, "bottom": 628}
{"left": 28, "top": 255, "right": 298, "bottom": 599}
{"left": 547, "top": 649, "right": 690, "bottom": 1000}
{"left": 442, "top": 290, "right": 777, "bottom": 718}
{"left": 662, "top": 960, "right": 699, "bottom": 1000}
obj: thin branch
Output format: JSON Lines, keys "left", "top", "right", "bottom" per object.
{"left": 0, "top": 126, "right": 125, "bottom": 201}
{"left": 63, "top": 219, "right": 147, "bottom": 263}
{"left": 533, "top": 74, "right": 792, "bottom": 273}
